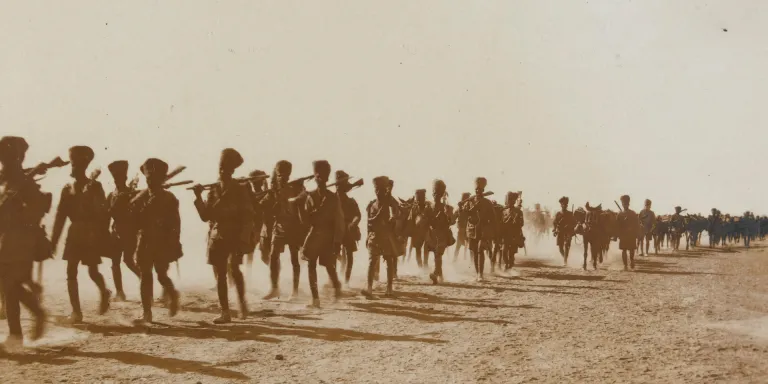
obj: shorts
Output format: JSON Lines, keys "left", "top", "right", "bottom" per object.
{"left": 618, "top": 236, "right": 637, "bottom": 251}
{"left": 468, "top": 238, "right": 492, "bottom": 254}
{"left": 556, "top": 233, "right": 573, "bottom": 247}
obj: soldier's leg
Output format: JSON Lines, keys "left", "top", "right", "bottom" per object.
{"left": 213, "top": 259, "right": 231, "bottom": 324}
{"left": 582, "top": 237, "right": 589, "bottom": 270}
{"left": 87, "top": 264, "right": 111, "bottom": 315}
{"left": 66, "top": 260, "right": 83, "bottom": 323}
{"left": 363, "top": 252, "right": 380, "bottom": 296}
{"left": 0, "top": 280, "right": 6, "bottom": 321}
{"left": 565, "top": 235, "right": 572, "bottom": 261}
{"left": 629, "top": 249, "right": 636, "bottom": 269}
{"left": 385, "top": 255, "right": 395, "bottom": 295}
{"left": 138, "top": 262, "right": 154, "bottom": 322}
{"left": 621, "top": 249, "right": 628, "bottom": 270}
{"left": 306, "top": 257, "right": 320, "bottom": 306}
{"left": 289, "top": 244, "right": 301, "bottom": 297}
{"left": 2, "top": 273, "right": 24, "bottom": 344}
{"left": 155, "top": 262, "right": 179, "bottom": 318}
{"left": 111, "top": 254, "right": 126, "bottom": 301}
{"left": 263, "top": 242, "right": 283, "bottom": 300}
{"left": 123, "top": 241, "right": 141, "bottom": 278}
{"left": 323, "top": 258, "right": 342, "bottom": 301}
{"left": 228, "top": 255, "right": 247, "bottom": 318}
{"left": 344, "top": 246, "right": 354, "bottom": 285}
{"left": 13, "top": 264, "right": 45, "bottom": 341}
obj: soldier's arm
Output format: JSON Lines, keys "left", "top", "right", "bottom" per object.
{"left": 237, "top": 186, "right": 255, "bottom": 251}
{"left": 169, "top": 194, "right": 181, "bottom": 244}
{"left": 194, "top": 190, "right": 213, "bottom": 222}
{"left": 334, "top": 195, "right": 346, "bottom": 244}
{"left": 51, "top": 187, "right": 69, "bottom": 250}
{"left": 350, "top": 199, "right": 362, "bottom": 227}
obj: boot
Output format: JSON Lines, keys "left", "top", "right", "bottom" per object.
{"left": 67, "top": 280, "right": 83, "bottom": 324}
{"left": 98, "top": 289, "right": 112, "bottom": 315}
{"left": 168, "top": 289, "right": 180, "bottom": 317}
{"left": 30, "top": 309, "right": 47, "bottom": 341}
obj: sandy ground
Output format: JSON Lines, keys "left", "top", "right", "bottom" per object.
{"left": 2, "top": 235, "right": 768, "bottom": 384}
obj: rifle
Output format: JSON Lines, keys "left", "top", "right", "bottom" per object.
{"left": 252, "top": 175, "right": 313, "bottom": 199}
{"left": 1, "top": 157, "right": 68, "bottom": 210}
{"left": 329, "top": 177, "right": 364, "bottom": 191}
{"left": 614, "top": 200, "right": 623, "bottom": 213}
{"left": 458, "top": 191, "right": 494, "bottom": 206}
{"left": 188, "top": 174, "right": 271, "bottom": 192}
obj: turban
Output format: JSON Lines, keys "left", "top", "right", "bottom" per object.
{"left": 460, "top": 192, "right": 471, "bottom": 201}
{"left": 108, "top": 160, "right": 129, "bottom": 178}
{"left": 433, "top": 179, "right": 446, "bottom": 195}
{"left": 335, "top": 170, "right": 350, "bottom": 183}
{"left": 220, "top": 148, "right": 243, "bottom": 170}
{"left": 69, "top": 146, "right": 95, "bottom": 166}
{"left": 415, "top": 189, "right": 427, "bottom": 197}
{"left": 645, "top": 199, "right": 652, "bottom": 205}
{"left": 675, "top": 206, "right": 682, "bottom": 212}
{"left": 275, "top": 160, "right": 292, "bottom": 175}
{"left": 140, "top": 158, "right": 169, "bottom": 177}
{"left": 474, "top": 177, "right": 487, "bottom": 189}
{"left": 312, "top": 160, "right": 331, "bottom": 178}
{"left": 559, "top": 196, "right": 569, "bottom": 205}
{"left": 620, "top": 195, "right": 630, "bottom": 204}
{"left": 0, "top": 136, "right": 28, "bottom": 161}
{"left": 373, "top": 176, "right": 390, "bottom": 189}
{"left": 249, "top": 169, "right": 267, "bottom": 178}
{"left": 506, "top": 192, "right": 519, "bottom": 206}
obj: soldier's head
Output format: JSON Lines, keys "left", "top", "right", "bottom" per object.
{"left": 273, "top": 160, "right": 292, "bottom": 186}
{"left": 645, "top": 199, "right": 652, "bottom": 208}
{"left": 559, "top": 196, "right": 569, "bottom": 211}
{"left": 219, "top": 148, "right": 243, "bottom": 181}
{"left": 711, "top": 208, "right": 717, "bottom": 215}
{"left": 675, "top": 206, "right": 682, "bottom": 214}
{"left": 432, "top": 179, "right": 446, "bottom": 202}
{"left": 312, "top": 160, "right": 331, "bottom": 187}
{"left": 249, "top": 169, "right": 268, "bottom": 192}
{"left": 373, "top": 176, "right": 390, "bottom": 200}
{"left": 415, "top": 189, "right": 427, "bottom": 204}
{"left": 506, "top": 192, "right": 520, "bottom": 207}
{"left": 461, "top": 192, "right": 471, "bottom": 202}
{"left": 620, "top": 195, "right": 630, "bottom": 209}
{"left": 141, "top": 158, "right": 168, "bottom": 189}
{"left": 68, "top": 146, "right": 94, "bottom": 176}
{"left": 534, "top": 203, "right": 541, "bottom": 211}
{"left": 474, "top": 177, "right": 487, "bottom": 196}
{"left": 108, "top": 160, "right": 129, "bottom": 186}
{"left": 0, "top": 136, "right": 28, "bottom": 169}
{"left": 335, "top": 170, "right": 351, "bottom": 193}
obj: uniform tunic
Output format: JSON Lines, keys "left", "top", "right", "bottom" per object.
{"left": 0, "top": 169, "right": 52, "bottom": 264}
{"left": 106, "top": 186, "right": 139, "bottom": 259}
{"left": 366, "top": 199, "right": 400, "bottom": 259}
{"left": 501, "top": 206, "right": 525, "bottom": 248}
{"left": 299, "top": 188, "right": 345, "bottom": 266}
{"left": 425, "top": 201, "right": 454, "bottom": 254}
{"left": 464, "top": 196, "right": 496, "bottom": 250}
{"left": 617, "top": 209, "right": 640, "bottom": 250}
{"left": 194, "top": 180, "right": 254, "bottom": 265}
{"left": 553, "top": 210, "right": 576, "bottom": 247}
{"left": 54, "top": 179, "right": 109, "bottom": 265}
{"left": 259, "top": 184, "right": 306, "bottom": 253}
{"left": 132, "top": 189, "right": 182, "bottom": 267}
{"left": 338, "top": 192, "right": 361, "bottom": 252}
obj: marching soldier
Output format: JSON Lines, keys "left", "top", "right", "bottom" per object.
{"left": 387, "top": 179, "right": 407, "bottom": 280}
{"left": 407, "top": 189, "right": 430, "bottom": 268}
{"left": 616, "top": 195, "right": 640, "bottom": 270}
{"left": 132, "top": 158, "right": 181, "bottom": 323}
{"left": 51, "top": 145, "right": 112, "bottom": 324}
{"left": 453, "top": 192, "right": 471, "bottom": 262}
{"left": 298, "top": 161, "right": 344, "bottom": 307}
{"left": 335, "top": 170, "right": 361, "bottom": 287}
{"left": 552, "top": 196, "right": 575, "bottom": 264}
{"left": 106, "top": 160, "right": 141, "bottom": 301}
{"left": 425, "top": 179, "right": 454, "bottom": 284}
{"left": 260, "top": 160, "right": 306, "bottom": 301}
{"left": 0, "top": 136, "right": 48, "bottom": 346}
{"left": 192, "top": 148, "right": 254, "bottom": 324}
{"left": 501, "top": 192, "right": 524, "bottom": 270}
{"left": 363, "top": 176, "right": 399, "bottom": 297}
{"left": 245, "top": 169, "right": 268, "bottom": 279}
{"left": 638, "top": 199, "right": 656, "bottom": 256}
{"left": 463, "top": 177, "right": 496, "bottom": 282}
{"left": 670, "top": 206, "right": 685, "bottom": 251}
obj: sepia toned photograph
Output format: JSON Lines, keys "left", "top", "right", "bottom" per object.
{"left": 1, "top": 1, "right": 766, "bottom": 383}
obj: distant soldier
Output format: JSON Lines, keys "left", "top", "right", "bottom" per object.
{"left": 51, "top": 145, "right": 111, "bottom": 324}
{"left": 637, "top": 199, "right": 656, "bottom": 256}
{"left": 334, "top": 170, "right": 361, "bottom": 287}
{"left": 616, "top": 195, "right": 640, "bottom": 270}
{"left": 131, "top": 158, "right": 181, "bottom": 323}
{"left": 106, "top": 160, "right": 141, "bottom": 301}
{"left": 192, "top": 148, "right": 254, "bottom": 324}
{"left": 741, "top": 211, "right": 754, "bottom": 248}
{"left": 260, "top": 160, "right": 306, "bottom": 301}
{"left": 553, "top": 196, "right": 576, "bottom": 264}
{"left": 407, "top": 189, "right": 430, "bottom": 268}
{"left": 490, "top": 200, "right": 505, "bottom": 272}
{"left": 425, "top": 179, "right": 454, "bottom": 284}
{"left": 463, "top": 177, "right": 496, "bottom": 282}
{"left": 388, "top": 179, "right": 407, "bottom": 280}
{"left": 669, "top": 206, "right": 685, "bottom": 251}
{"left": 245, "top": 169, "right": 268, "bottom": 279}
{"left": 0, "top": 137, "right": 48, "bottom": 346}
{"left": 453, "top": 192, "right": 471, "bottom": 262}
{"left": 501, "top": 192, "right": 524, "bottom": 270}
{"left": 296, "top": 160, "right": 344, "bottom": 308}
{"left": 363, "top": 176, "right": 399, "bottom": 297}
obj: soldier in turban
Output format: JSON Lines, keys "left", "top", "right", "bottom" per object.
{"left": 407, "top": 189, "right": 430, "bottom": 269}
{"left": 462, "top": 177, "right": 497, "bottom": 281}
{"left": 334, "top": 170, "right": 361, "bottom": 287}
{"left": 553, "top": 196, "right": 576, "bottom": 264}
{"left": 105, "top": 160, "right": 141, "bottom": 301}
{"left": 670, "top": 206, "right": 685, "bottom": 251}
{"left": 192, "top": 148, "right": 253, "bottom": 324}
{"left": 244, "top": 169, "right": 268, "bottom": 280}
{"left": 500, "top": 192, "right": 524, "bottom": 270}
{"left": 131, "top": 158, "right": 182, "bottom": 323}
{"left": 363, "top": 176, "right": 399, "bottom": 297}
{"left": 616, "top": 195, "right": 640, "bottom": 270}
{"left": 452, "top": 192, "right": 472, "bottom": 262}
{"left": 51, "top": 145, "right": 112, "bottom": 324}
{"left": 0, "top": 136, "right": 48, "bottom": 345}
{"left": 637, "top": 199, "right": 656, "bottom": 256}
{"left": 424, "top": 179, "right": 454, "bottom": 284}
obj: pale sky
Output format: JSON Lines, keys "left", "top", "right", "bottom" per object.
{"left": 1, "top": 1, "right": 766, "bottom": 250}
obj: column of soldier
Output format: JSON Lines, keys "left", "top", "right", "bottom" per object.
{"left": 0, "top": 136, "right": 761, "bottom": 347}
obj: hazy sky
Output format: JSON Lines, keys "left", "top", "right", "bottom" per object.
{"left": 1, "top": 1, "right": 766, "bottom": 247}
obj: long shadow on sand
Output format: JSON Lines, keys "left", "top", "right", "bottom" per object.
{"left": 398, "top": 281, "right": 577, "bottom": 295}
{"left": 393, "top": 290, "right": 539, "bottom": 310}
{"left": 631, "top": 258, "right": 723, "bottom": 276}
{"left": 179, "top": 305, "right": 322, "bottom": 321}
{"left": 344, "top": 301, "right": 514, "bottom": 325}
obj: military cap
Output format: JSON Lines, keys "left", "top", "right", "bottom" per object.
{"left": 69, "top": 145, "right": 95, "bottom": 166}
{"left": 559, "top": 196, "right": 569, "bottom": 205}
{"left": 141, "top": 158, "right": 169, "bottom": 177}
{"left": 108, "top": 160, "right": 129, "bottom": 177}
{"left": 312, "top": 160, "right": 331, "bottom": 177}
{"left": 620, "top": 195, "right": 630, "bottom": 203}
{"left": 415, "top": 189, "right": 427, "bottom": 196}
{"left": 249, "top": 169, "right": 267, "bottom": 178}
{"left": 645, "top": 199, "right": 652, "bottom": 205}
{"left": 674, "top": 206, "right": 682, "bottom": 212}
{"left": 335, "top": 170, "right": 350, "bottom": 183}
{"left": 433, "top": 179, "right": 446, "bottom": 194}
{"left": 0, "top": 136, "right": 29, "bottom": 160}
{"left": 274, "top": 160, "right": 292, "bottom": 175}
{"left": 460, "top": 192, "right": 471, "bottom": 201}
{"left": 219, "top": 148, "right": 243, "bottom": 170}
{"left": 474, "top": 177, "right": 487, "bottom": 189}
{"left": 373, "top": 176, "right": 390, "bottom": 189}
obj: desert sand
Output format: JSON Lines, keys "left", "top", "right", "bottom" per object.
{"left": 1, "top": 236, "right": 768, "bottom": 384}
